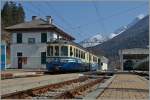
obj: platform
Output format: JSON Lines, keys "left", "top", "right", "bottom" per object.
{"left": 1, "top": 69, "right": 45, "bottom": 79}
{"left": 98, "top": 74, "right": 149, "bottom": 100}
{"left": 1, "top": 73, "right": 80, "bottom": 95}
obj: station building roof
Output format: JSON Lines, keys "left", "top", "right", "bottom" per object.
{"left": 5, "top": 17, "right": 75, "bottom": 41}
{"left": 119, "top": 48, "right": 149, "bottom": 55}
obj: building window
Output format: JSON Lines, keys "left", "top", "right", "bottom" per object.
{"left": 17, "top": 52, "right": 22, "bottom": 56}
{"left": 41, "top": 33, "right": 47, "bottom": 43}
{"left": 41, "top": 52, "right": 46, "bottom": 64}
{"left": 47, "top": 46, "right": 53, "bottom": 56}
{"left": 28, "top": 38, "right": 35, "bottom": 44}
{"left": 61, "top": 46, "right": 68, "bottom": 56}
{"left": 55, "top": 46, "right": 59, "bottom": 56}
{"left": 17, "top": 33, "right": 22, "bottom": 43}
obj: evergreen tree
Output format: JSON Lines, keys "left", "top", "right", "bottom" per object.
{"left": 1, "top": 1, "right": 12, "bottom": 28}
{"left": 1, "top": 1, "right": 25, "bottom": 28}
{"left": 17, "top": 3, "right": 25, "bottom": 23}
{"left": 1, "top": 1, "right": 25, "bottom": 44}
{"left": 10, "top": 1, "right": 18, "bottom": 25}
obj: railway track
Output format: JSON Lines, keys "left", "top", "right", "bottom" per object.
{"left": 1, "top": 75, "right": 107, "bottom": 99}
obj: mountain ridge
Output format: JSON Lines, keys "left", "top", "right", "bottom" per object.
{"left": 80, "top": 14, "right": 146, "bottom": 47}
{"left": 89, "top": 15, "right": 149, "bottom": 69}
{"left": 92, "top": 15, "right": 149, "bottom": 57}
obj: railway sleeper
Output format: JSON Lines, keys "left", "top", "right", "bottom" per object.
{"left": 53, "top": 77, "right": 104, "bottom": 99}
{"left": 1, "top": 76, "right": 89, "bottom": 99}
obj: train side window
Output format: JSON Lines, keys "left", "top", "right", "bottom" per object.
{"left": 93, "top": 56, "right": 97, "bottom": 62}
{"left": 98, "top": 58, "right": 101, "bottom": 64}
{"left": 76, "top": 49, "right": 78, "bottom": 57}
{"left": 74, "top": 48, "right": 76, "bottom": 57}
{"left": 89, "top": 55, "right": 91, "bottom": 61}
{"left": 70, "top": 46, "right": 73, "bottom": 56}
{"left": 61, "top": 46, "right": 68, "bottom": 56}
{"left": 79, "top": 50, "right": 80, "bottom": 58}
{"left": 81, "top": 51, "right": 83, "bottom": 59}
{"left": 55, "top": 46, "right": 59, "bottom": 56}
{"left": 80, "top": 51, "right": 81, "bottom": 58}
{"left": 47, "top": 46, "right": 53, "bottom": 56}
{"left": 77, "top": 49, "right": 79, "bottom": 57}
{"left": 93, "top": 56, "right": 94, "bottom": 61}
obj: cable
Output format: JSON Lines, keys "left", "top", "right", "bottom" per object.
{"left": 92, "top": 1, "right": 107, "bottom": 34}
{"left": 19, "top": 1, "right": 45, "bottom": 20}
{"left": 72, "top": 2, "right": 147, "bottom": 29}
{"left": 44, "top": 1, "right": 85, "bottom": 37}
{"left": 44, "top": 2, "right": 73, "bottom": 29}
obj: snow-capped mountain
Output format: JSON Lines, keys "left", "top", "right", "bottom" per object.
{"left": 80, "top": 34, "right": 108, "bottom": 47}
{"left": 109, "top": 26, "right": 128, "bottom": 38}
{"left": 127, "top": 14, "right": 145, "bottom": 28}
{"left": 109, "top": 14, "right": 145, "bottom": 39}
{"left": 80, "top": 14, "right": 145, "bottom": 48}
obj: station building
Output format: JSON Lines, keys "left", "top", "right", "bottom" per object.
{"left": 5, "top": 16, "right": 75, "bottom": 70}
{"left": 119, "top": 48, "right": 149, "bottom": 71}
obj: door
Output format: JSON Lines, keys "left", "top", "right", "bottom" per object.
{"left": 18, "top": 57, "right": 22, "bottom": 69}
{"left": 41, "top": 52, "right": 46, "bottom": 64}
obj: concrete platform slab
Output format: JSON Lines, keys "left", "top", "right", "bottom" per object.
{"left": 98, "top": 74, "right": 149, "bottom": 100}
{"left": 1, "top": 73, "right": 80, "bottom": 95}
{"left": 83, "top": 75, "right": 116, "bottom": 99}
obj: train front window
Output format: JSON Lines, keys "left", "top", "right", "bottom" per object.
{"left": 47, "top": 46, "right": 53, "bottom": 56}
{"left": 61, "top": 46, "right": 68, "bottom": 56}
{"left": 55, "top": 46, "right": 59, "bottom": 56}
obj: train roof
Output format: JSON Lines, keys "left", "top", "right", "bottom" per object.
{"left": 47, "top": 39, "right": 99, "bottom": 57}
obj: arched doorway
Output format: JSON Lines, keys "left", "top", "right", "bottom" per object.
{"left": 123, "top": 60, "right": 133, "bottom": 71}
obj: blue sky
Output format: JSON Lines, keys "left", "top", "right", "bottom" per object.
{"left": 1, "top": 1, "right": 148, "bottom": 42}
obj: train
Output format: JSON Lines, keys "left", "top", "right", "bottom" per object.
{"left": 46, "top": 40, "right": 102, "bottom": 72}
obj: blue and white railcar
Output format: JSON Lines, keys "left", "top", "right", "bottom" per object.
{"left": 46, "top": 40, "right": 101, "bottom": 72}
